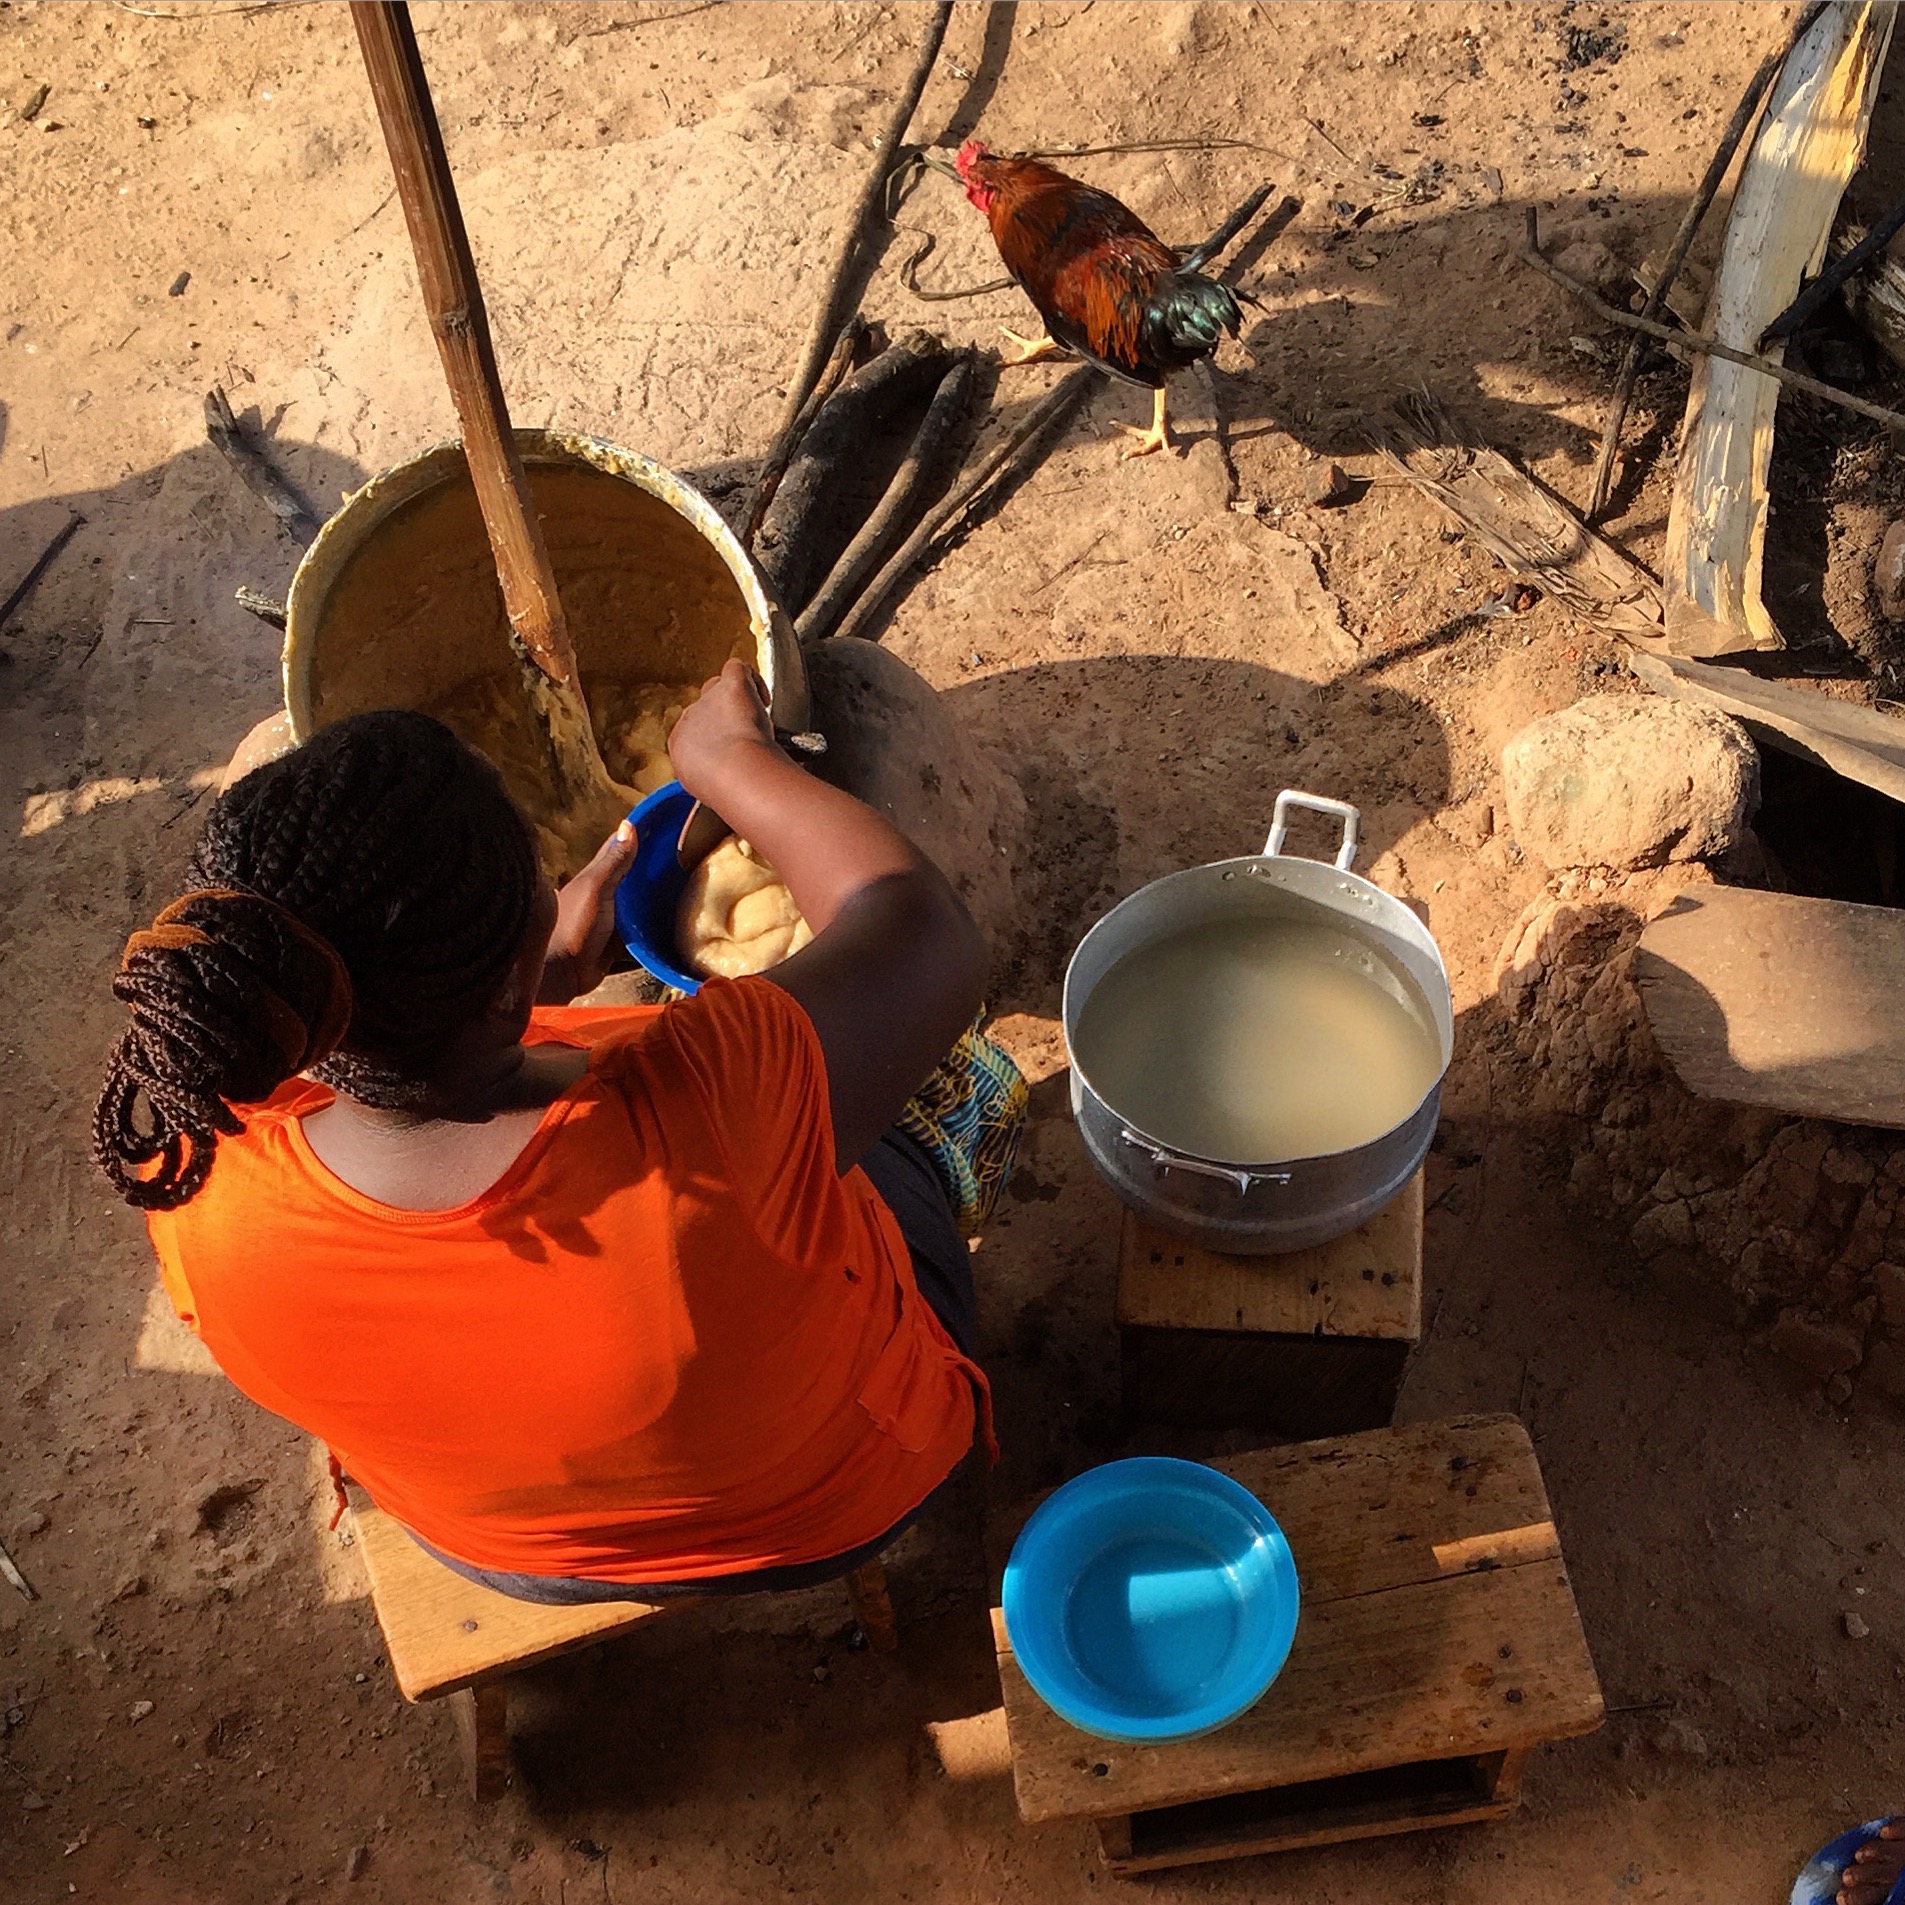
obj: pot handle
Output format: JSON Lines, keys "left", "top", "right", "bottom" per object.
{"left": 1263, "top": 790, "right": 1361, "bottom": 871}
{"left": 1118, "top": 1128, "right": 1294, "bottom": 1196}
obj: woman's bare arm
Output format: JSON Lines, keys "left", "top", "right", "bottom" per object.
{"left": 667, "top": 661, "right": 986, "bottom": 1169}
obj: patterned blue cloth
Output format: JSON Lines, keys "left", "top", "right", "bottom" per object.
{"left": 1792, "top": 1821, "right": 1905, "bottom": 1905}
{"left": 897, "top": 1015, "right": 1027, "bottom": 1236}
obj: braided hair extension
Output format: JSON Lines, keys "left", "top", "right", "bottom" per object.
{"left": 94, "top": 710, "right": 542, "bottom": 1210}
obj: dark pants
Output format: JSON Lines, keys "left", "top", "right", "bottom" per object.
{"left": 412, "top": 1128, "right": 977, "bottom": 1605}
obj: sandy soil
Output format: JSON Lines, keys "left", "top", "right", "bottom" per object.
{"left": 5, "top": 3, "right": 1901, "bottom": 1900}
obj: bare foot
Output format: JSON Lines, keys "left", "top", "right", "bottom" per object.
{"left": 1841, "top": 1822, "right": 1905, "bottom": 1905}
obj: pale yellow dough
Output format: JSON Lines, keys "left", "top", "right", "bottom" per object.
{"left": 677, "top": 836, "right": 813, "bottom": 979}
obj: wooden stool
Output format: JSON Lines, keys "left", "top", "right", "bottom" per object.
{"left": 350, "top": 1497, "right": 898, "bottom": 1799}
{"left": 992, "top": 1413, "right": 1603, "bottom": 1875}
{"left": 1117, "top": 1172, "right": 1422, "bottom": 1438}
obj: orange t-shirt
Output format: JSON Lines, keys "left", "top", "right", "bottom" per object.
{"left": 146, "top": 977, "right": 989, "bottom": 1584}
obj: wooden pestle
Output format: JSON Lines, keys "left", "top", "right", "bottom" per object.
{"left": 349, "top": 2, "right": 627, "bottom": 844}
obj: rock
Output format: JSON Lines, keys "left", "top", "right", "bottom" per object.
{"left": 1648, "top": 1714, "right": 1709, "bottom": 1760}
{"left": 1501, "top": 696, "right": 1758, "bottom": 871}
{"left": 1302, "top": 460, "right": 1354, "bottom": 507}
{"left": 1844, "top": 1610, "right": 1871, "bottom": 1639}
{"left": 1877, "top": 520, "right": 1905, "bottom": 621}
{"left": 1631, "top": 1198, "right": 1695, "bottom": 1257}
{"left": 345, "top": 1845, "right": 370, "bottom": 1882}
{"left": 1826, "top": 1371, "right": 1856, "bottom": 1406}
{"left": 10, "top": 1511, "right": 49, "bottom": 1543}
{"left": 128, "top": 1699, "right": 155, "bottom": 1724}
{"left": 1769, "top": 1310, "right": 1864, "bottom": 1381}
{"left": 1552, "top": 239, "right": 1627, "bottom": 296}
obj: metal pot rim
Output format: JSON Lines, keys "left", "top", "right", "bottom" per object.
{"left": 1061, "top": 848, "right": 1451, "bottom": 1173}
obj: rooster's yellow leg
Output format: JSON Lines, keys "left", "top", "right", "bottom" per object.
{"left": 1116, "top": 387, "right": 1171, "bottom": 460}
{"left": 998, "top": 328, "right": 1060, "bottom": 366}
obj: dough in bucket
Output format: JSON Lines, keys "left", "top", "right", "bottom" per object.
{"left": 677, "top": 837, "right": 812, "bottom": 979}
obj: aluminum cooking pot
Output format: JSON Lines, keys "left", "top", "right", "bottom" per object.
{"left": 1062, "top": 791, "right": 1453, "bottom": 1255}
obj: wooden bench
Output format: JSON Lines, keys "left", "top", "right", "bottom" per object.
{"left": 1117, "top": 1171, "right": 1423, "bottom": 1437}
{"left": 992, "top": 1413, "right": 1603, "bottom": 1875}
{"left": 349, "top": 1496, "right": 898, "bottom": 1799}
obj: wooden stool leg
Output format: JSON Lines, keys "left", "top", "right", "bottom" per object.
{"left": 844, "top": 1558, "right": 900, "bottom": 1654}
{"left": 450, "top": 1679, "right": 511, "bottom": 1801}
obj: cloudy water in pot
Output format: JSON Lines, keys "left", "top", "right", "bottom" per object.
{"left": 1072, "top": 916, "right": 1441, "bottom": 1164}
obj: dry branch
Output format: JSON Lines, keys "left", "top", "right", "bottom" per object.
{"left": 829, "top": 366, "right": 1101, "bottom": 647}
{"left": 742, "top": 1, "right": 952, "bottom": 544}
{"left": 1584, "top": 37, "right": 1790, "bottom": 519}
{"left": 205, "top": 389, "right": 321, "bottom": 544}
{"left": 1519, "top": 212, "right": 1905, "bottom": 436}
{"left": 798, "top": 351, "right": 979, "bottom": 645}
{"left": 0, "top": 511, "right": 84, "bottom": 628}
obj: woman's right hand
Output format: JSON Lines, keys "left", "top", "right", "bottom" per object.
{"left": 667, "top": 659, "right": 779, "bottom": 802}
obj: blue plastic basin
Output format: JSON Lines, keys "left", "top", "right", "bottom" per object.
{"left": 1002, "top": 1457, "right": 1300, "bottom": 1744}
{"left": 612, "top": 780, "right": 704, "bottom": 995}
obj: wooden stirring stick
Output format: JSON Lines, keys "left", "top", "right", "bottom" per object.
{"left": 349, "top": 1, "right": 623, "bottom": 829}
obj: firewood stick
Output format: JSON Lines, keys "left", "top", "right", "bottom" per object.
{"left": 742, "top": 1, "right": 953, "bottom": 545}
{"left": 350, "top": 1, "right": 620, "bottom": 819}
{"left": 1586, "top": 14, "right": 1821, "bottom": 520}
{"left": 1761, "top": 186, "right": 1905, "bottom": 344}
{"left": 205, "top": 389, "right": 322, "bottom": 545}
{"left": 755, "top": 333, "right": 950, "bottom": 615}
{"left": 0, "top": 511, "right": 83, "bottom": 629}
{"left": 798, "top": 350, "right": 979, "bottom": 646}
{"left": 1520, "top": 211, "right": 1905, "bottom": 438}
{"left": 829, "top": 365, "right": 1101, "bottom": 647}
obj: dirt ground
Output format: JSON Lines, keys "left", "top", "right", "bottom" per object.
{"left": 7, "top": 2, "right": 1905, "bottom": 1900}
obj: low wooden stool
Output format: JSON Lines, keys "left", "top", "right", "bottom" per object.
{"left": 350, "top": 1497, "right": 898, "bottom": 1799}
{"left": 992, "top": 1413, "right": 1602, "bottom": 1875}
{"left": 1117, "top": 1171, "right": 1422, "bottom": 1437}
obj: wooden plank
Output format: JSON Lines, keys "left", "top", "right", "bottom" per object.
{"left": 1635, "top": 884, "right": 1905, "bottom": 1128}
{"left": 1116, "top": 1173, "right": 1422, "bottom": 1342}
{"left": 350, "top": 1498, "right": 691, "bottom": 1702}
{"left": 1629, "top": 648, "right": 1905, "bottom": 808}
{"left": 991, "top": 1416, "right": 1558, "bottom": 1607}
{"left": 451, "top": 1681, "right": 511, "bottom": 1802}
{"left": 1661, "top": 2, "right": 1897, "bottom": 656}
{"left": 1097, "top": 1756, "right": 1516, "bottom": 1873}
{"left": 994, "top": 1559, "right": 1603, "bottom": 1824}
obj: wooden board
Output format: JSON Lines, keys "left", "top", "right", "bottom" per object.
{"left": 992, "top": 1415, "right": 1602, "bottom": 1826}
{"left": 1629, "top": 648, "right": 1905, "bottom": 808}
{"left": 350, "top": 1497, "right": 692, "bottom": 1702}
{"left": 1661, "top": 1, "right": 1896, "bottom": 656}
{"left": 1097, "top": 1747, "right": 1525, "bottom": 1873}
{"left": 1121, "top": 1328, "right": 1408, "bottom": 1439}
{"left": 1116, "top": 1172, "right": 1422, "bottom": 1342}
{"left": 1635, "top": 884, "right": 1905, "bottom": 1128}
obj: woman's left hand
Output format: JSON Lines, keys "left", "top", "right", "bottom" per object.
{"left": 539, "top": 821, "right": 639, "bottom": 1004}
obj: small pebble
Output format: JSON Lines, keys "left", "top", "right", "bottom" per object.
{"left": 1303, "top": 461, "right": 1354, "bottom": 508}
{"left": 1875, "top": 520, "right": 1905, "bottom": 621}
{"left": 168, "top": 271, "right": 191, "bottom": 298}
{"left": 345, "top": 1843, "right": 369, "bottom": 1881}
{"left": 19, "top": 83, "right": 48, "bottom": 123}
{"left": 1844, "top": 1611, "right": 1871, "bottom": 1640}
{"left": 128, "top": 1699, "right": 155, "bottom": 1723}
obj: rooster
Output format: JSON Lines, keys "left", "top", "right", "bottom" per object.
{"left": 950, "top": 140, "right": 1255, "bottom": 459}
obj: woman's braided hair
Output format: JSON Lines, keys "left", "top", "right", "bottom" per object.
{"left": 94, "top": 709, "right": 542, "bottom": 1211}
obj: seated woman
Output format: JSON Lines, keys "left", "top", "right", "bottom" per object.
{"left": 94, "top": 661, "right": 1010, "bottom": 1602}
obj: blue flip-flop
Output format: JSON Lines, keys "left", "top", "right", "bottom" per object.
{"left": 1792, "top": 1821, "right": 1905, "bottom": 1905}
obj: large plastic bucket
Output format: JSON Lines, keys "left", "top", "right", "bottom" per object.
{"left": 281, "top": 430, "right": 807, "bottom": 826}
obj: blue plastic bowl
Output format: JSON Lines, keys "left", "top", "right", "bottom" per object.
{"left": 612, "top": 780, "right": 704, "bottom": 994}
{"left": 1002, "top": 1457, "right": 1300, "bottom": 1744}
